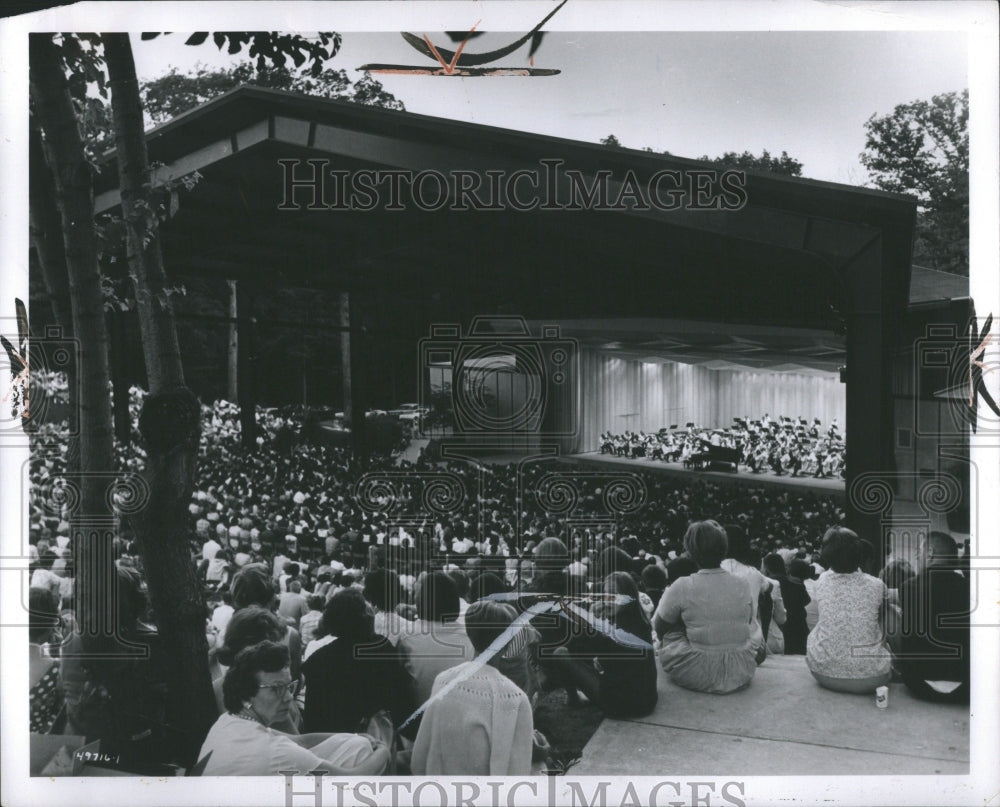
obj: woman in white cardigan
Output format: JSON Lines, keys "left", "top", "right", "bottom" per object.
{"left": 411, "top": 600, "right": 533, "bottom": 776}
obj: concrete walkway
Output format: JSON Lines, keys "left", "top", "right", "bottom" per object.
{"left": 573, "top": 655, "right": 968, "bottom": 775}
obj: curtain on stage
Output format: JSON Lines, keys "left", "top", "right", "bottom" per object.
{"left": 570, "top": 349, "right": 846, "bottom": 453}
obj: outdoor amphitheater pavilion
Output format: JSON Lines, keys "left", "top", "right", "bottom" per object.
{"left": 91, "top": 86, "right": 973, "bottom": 562}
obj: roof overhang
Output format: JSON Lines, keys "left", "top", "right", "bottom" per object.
{"left": 91, "top": 86, "right": 917, "bottom": 332}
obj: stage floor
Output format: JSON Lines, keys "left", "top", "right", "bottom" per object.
{"left": 568, "top": 451, "right": 846, "bottom": 497}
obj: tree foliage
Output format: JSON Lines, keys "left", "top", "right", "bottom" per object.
{"left": 860, "top": 89, "right": 968, "bottom": 276}
{"left": 141, "top": 62, "right": 404, "bottom": 127}
{"left": 697, "top": 149, "right": 802, "bottom": 177}
{"left": 599, "top": 132, "right": 802, "bottom": 177}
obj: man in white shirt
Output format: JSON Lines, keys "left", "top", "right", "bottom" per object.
{"left": 202, "top": 536, "right": 222, "bottom": 561}
{"left": 211, "top": 593, "right": 235, "bottom": 635}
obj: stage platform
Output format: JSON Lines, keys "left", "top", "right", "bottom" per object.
{"left": 567, "top": 451, "right": 846, "bottom": 497}
{"left": 573, "top": 655, "right": 968, "bottom": 776}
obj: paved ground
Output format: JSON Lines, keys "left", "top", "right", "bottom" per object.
{"left": 573, "top": 655, "right": 969, "bottom": 776}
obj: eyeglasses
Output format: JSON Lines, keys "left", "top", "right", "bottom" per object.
{"left": 257, "top": 679, "right": 299, "bottom": 698}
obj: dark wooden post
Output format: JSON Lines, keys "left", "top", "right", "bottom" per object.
{"left": 348, "top": 289, "right": 368, "bottom": 461}
{"left": 843, "top": 234, "right": 897, "bottom": 563}
{"left": 339, "top": 291, "right": 352, "bottom": 422}
{"left": 227, "top": 279, "right": 238, "bottom": 402}
{"left": 236, "top": 279, "right": 257, "bottom": 449}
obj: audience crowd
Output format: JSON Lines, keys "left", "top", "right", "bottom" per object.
{"left": 26, "top": 393, "right": 969, "bottom": 776}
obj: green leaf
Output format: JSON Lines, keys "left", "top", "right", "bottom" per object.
{"left": 185, "top": 32, "right": 209, "bottom": 46}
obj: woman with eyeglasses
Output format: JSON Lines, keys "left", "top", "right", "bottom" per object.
{"left": 198, "top": 640, "right": 390, "bottom": 776}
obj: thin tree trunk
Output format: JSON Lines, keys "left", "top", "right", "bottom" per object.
{"left": 28, "top": 119, "right": 81, "bottom": 469}
{"left": 105, "top": 31, "right": 215, "bottom": 766}
{"left": 29, "top": 37, "right": 114, "bottom": 512}
{"left": 104, "top": 36, "right": 184, "bottom": 393}
{"left": 29, "top": 35, "right": 115, "bottom": 654}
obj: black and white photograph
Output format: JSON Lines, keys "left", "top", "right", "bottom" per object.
{"left": 1, "top": 2, "right": 997, "bottom": 806}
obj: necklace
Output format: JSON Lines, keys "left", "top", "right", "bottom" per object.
{"left": 233, "top": 711, "right": 261, "bottom": 725}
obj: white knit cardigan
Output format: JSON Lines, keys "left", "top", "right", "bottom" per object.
{"left": 410, "top": 660, "right": 534, "bottom": 776}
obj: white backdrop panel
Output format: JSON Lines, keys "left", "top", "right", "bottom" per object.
{"left": 574, "top": 349, "right": 846, "bottom": 453}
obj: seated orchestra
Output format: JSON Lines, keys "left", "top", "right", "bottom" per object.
{"left": 600, "top": 415, "right": 846, "bottom": 478}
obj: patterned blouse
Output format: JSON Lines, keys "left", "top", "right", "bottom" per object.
{"left": 806, "top": 571, "right": 891, "bottom": 679}
{"left": 30, "top": 661, "right": 62, "bottom": 734}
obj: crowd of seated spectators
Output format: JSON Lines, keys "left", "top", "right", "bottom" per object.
{"left": 26, "top": 393, "right": 968, "bottom": 776}
{"left": 600, "top": 414, "right": 846, "bottom": 478}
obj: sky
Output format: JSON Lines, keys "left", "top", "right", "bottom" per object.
{"left": 132, "top": 27, "right": 968, "bottom": 186}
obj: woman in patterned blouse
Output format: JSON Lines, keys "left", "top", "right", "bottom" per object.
{"left": 29, "top": 586, "right": 64, "bottom": 734}
{"left": 806, "top": 527, "right": 892, "bottom": 693}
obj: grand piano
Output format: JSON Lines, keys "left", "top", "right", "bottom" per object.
{"left": 685, "top": 439, "right": 741, "bottom": 472}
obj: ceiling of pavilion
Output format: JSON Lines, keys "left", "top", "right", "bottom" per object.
{"left": 545, "top": 318, "right": 846, "bottom": 374}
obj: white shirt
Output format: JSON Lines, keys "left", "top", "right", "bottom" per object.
{"left": 303, "top": 634, "right": 336, "bottom": 661}
{"left": 199, "top": 712, "right": 373, "bottom": 776}
{"left": 202, "top": 538, "right": 222, "bottom": 561}
{"left": 211, "top": 604, "right": 234, "bottom": 635}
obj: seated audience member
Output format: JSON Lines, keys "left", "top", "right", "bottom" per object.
{"left": 29, "top": 587, "right": 64, "bottom": 734}
{"left": 801, "top": 561, "right": 820, "bottom": 633}
{"left": 231, "top": 564, "right": 303, "bottom": 681}
{"left": 214, "top": 605, "right": 302, "bottom": 733}
{"left": 363, "top": 569, "right": 409, "bottom": 645}
{"left": 529, "top": 537, "right": 573, "bottom": 596}
{"left": 806, "top": 528, "right": 892, "bottom": 693}
{"left": 893, "top": 531, "right": 970, "bottom": 703}
{"left": 302, "top": 589, "right": 413, "bottom": 733}
{"left": 211, "top": 590, "right": 236, "bottom": 635}
{"left": 721, "top": 524, "right": 773, "bottom": 664}
{"left": 469, "top": 571, "right": 508, "bottom": 604}
{"left": 551, "top": 572, "right": 658, "bottom": 717}
{"left": 206, "top": 549, "right": 232, "bottom": 586}
{"left": 278, "top": 580, "right": 310, "bottom": 628}
{"left": 878, "top": 558, "right": 916, "bottom": 607}
{"left": 298, "top": 595, "right": 325, "bottom": 647}
{"left": 30, "top": 550, "right": 63, "bottom": 603}
{"left": 411, "top": 601, "right": 534, "bottom": 776}
{"left": 447, "top": 569, "right": 472, "bottom": 624}
{"left": 654, "top": 521, "right": 757, "bottom": 694}
{"left": 59, "top": 566, "right": 176, "bottom": 771}
{"left": 397, "top": 572, "right": 475, "bottom": 709}
{"left": 665, "top": 555, "right": 698, "bottom": 586}
{"left": 596, "top": 546, "right": 636, "bottom": 582}
{"left": 782, "top": 559, "right": 813, "bottom": 655}
{"left": 760, "top": 553, "right": 789, "bottom": 655}
{"left": 640, "top": 564, "right": 667, "bottom": 614}
{"left": 199, "top": 641, "right": 389, "bottom": 776}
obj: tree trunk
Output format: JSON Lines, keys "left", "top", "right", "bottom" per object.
{"left": 105, "top": 32, "right": 215, "bottom": 766}
{"left": 28, "top": 119, "right": 81, "bottom": 468}
{"left": 28, "top": 34, "right": 115, "bottom": 639}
